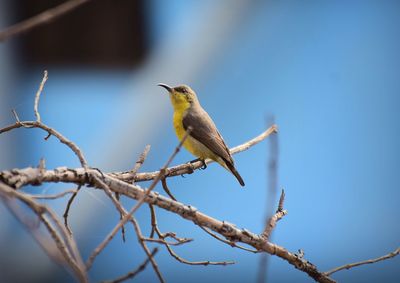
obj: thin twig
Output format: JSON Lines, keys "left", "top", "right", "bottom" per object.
{"left": 131, "top": 145, "right": 151, "bottom": 174}
{"left": 262, "top": 189, "right": 287, "bottom": 239}
{"left": 29, "top": 188, "right": 78, "bottom": 199}
{"left": 163, "top": 242, "right": 234, "bottom": 266}
{"left": 142, "top": 237, "right": 192, "bottom": 246}
{"left": 63, "top": 185, "right": 82, "bottom": 235}
{"left": 148, "top": 204, "right": 192, "bottom": 245}
{"left": 102, "top": 248, "right": 159, "bottom": 283}
{"left": 149, "top": 201, "right": 231, "bottom": 265}
{"left": 324, "top": 247, "right": 400, "bottom": 276}
{"left": 161, "top": 178, "right": 177, "bottom": 201}
{"left": 130, "top": 217, "right": 165, "bottom": 283}
{"left": 115, "top": 193, "right": 126, "bottom": 242}
{"left": 0, "top": 0, "right": 92, "bottom": 42}
{"left": 0, "top": 121, "right": 88, "bottom": 169}
{"left": 34, "top": 70, "right": 48, "bottom": 123}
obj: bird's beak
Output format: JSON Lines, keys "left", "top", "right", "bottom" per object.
{"left": 158, "top": 83, "right": 173, "bottom": 93}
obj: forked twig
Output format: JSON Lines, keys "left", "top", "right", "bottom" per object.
{"left": 148, "top": 202, "right": 233, "bottom": 265}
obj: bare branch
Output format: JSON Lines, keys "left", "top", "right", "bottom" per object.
{"left": 0, "top": 121, "right": 88, "bottom": 169}
{"left": 102, "top": 248, "right": 159, "bottom": 283}
{"left": 0, "top": 0, "right": 92, "bottom": 42}
{"left": 324, "top": 248, "right": 400, "bottom": 276}
{"left": 34, "top": 70, "right": 48, "bottom": 122}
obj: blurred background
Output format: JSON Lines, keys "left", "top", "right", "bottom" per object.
{"left": 0, "top": 0, "right": 399, "bottom": 282}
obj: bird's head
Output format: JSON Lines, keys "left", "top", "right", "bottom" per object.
{"left": 158, "top": 84, "right": 198, "bottom": 110}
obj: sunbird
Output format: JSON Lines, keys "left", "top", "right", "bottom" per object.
{"left": 159, "top": 83, "right": 245, "bottom": 187}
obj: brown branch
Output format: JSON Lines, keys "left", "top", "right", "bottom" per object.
{"left": 0, "top": 167, "right": 335, "bottom": 281}
{"left": 0, "top": 121, "right": 337, "bottom": 282}
{"left": 324, "top": 247, "right": 400, "bottom": 276}
{"left": 102, "top": 248, "right": 159, "bottom": 283}
{"left": 0, "top": 0, "right": 92, "bottom": 42}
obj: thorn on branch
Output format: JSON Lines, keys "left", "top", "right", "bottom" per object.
{"left": 44, "top": 132, "right": 52, "bottom": 140}
{"left": 277, "top": 189, "right": 285, "bottom": 212}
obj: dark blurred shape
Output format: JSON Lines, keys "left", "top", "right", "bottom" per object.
{"left": 15, "top": 0, "right": 148, "bottom": 67}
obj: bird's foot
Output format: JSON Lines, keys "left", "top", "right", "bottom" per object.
{"left": 189, "top": 158, "right": 207, "bottom": 170}
{"left": 200, "top": 159, "right": 207, "bottom": 170}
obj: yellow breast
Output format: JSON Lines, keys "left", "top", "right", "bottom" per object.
{"left": 173, "top": 110, "right": 214, "bottom": 160}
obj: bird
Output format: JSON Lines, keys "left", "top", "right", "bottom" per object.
{"left": 158, "top": 83, "right": 245, "bottom": 187}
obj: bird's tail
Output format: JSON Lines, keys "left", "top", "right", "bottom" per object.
{"left": 225, "top": 162, "right": 245, "bottom": 187}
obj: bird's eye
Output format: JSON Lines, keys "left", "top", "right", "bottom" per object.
{"left": 175, "top": 87, "right": 188, "bottom": 94}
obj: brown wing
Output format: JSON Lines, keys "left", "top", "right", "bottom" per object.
{"left": 182, "top": 106, "right": 234, "bottom": 165}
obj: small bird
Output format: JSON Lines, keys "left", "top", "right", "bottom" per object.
{"left": 159, "top": 83, "right": 245, "bottom": 186}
